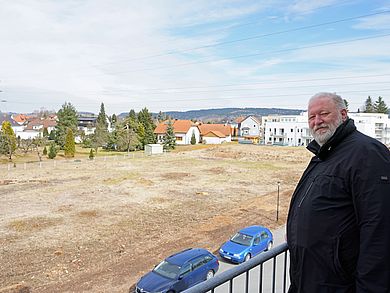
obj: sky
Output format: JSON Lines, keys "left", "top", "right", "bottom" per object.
{"left": 1, "top": 0, "right": 390, "bottom": 115}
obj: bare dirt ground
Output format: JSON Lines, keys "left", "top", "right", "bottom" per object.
{"left": 0, "top": 144, "right": 312, "bottom": 293}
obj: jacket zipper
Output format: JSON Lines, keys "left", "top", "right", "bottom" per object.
{"left": 298, "top": 180, "right": 314, "bottom": 207}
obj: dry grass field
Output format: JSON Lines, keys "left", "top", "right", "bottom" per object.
{"left": 0, "top": 143, "right": 312, "bottom": 293}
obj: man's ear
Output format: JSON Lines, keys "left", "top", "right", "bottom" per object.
{"left": 341, "top": 109, "right": 348, "bottom": 121}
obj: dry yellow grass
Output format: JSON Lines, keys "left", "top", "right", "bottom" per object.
{"left": 7, "top": 216, "right": 62, "bottom": 233}
{"left": 0, "top": 143, "right": 312, "bottom": 293}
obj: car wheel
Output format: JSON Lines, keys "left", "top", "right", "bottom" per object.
{"left": 267, "top": 241, "right": 273, "bottom": 251}
{"left": 244, "top": 253, "right": 251, "bottom": 262}
{"left": 206, "top": 270, "right": 214, "bottom": 280}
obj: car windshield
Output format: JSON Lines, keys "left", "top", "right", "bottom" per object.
{"left": 153, "top": 260, "right": 181, "bottom": 279}
{"left": 230, "top": 232, "right": 253, "bottom": 246}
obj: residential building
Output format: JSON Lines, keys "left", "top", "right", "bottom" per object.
{"left": 154, "top": 119, "right": 201, "bottom": 145}
{"left": 263, "top": 112, "right": 390, "bottom": 146}
{"left": 230, "top": 117, "right": 244, "bottom": 138}
{"left": 19, "top": 117, "right": 57, "bottom": 139}
{"left": 263, "top": 113, "right": 311, "bottom": 146}
{"left": 78, "top": 114, "right": 97, "bottom": 136}
{"left": 198, "top": 123, "right": 232, "bottom": 144}
{"left": 351, "top": 112, "right": 390, "bottom": 145}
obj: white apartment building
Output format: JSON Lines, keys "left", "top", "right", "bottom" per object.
{"left": 263, "top": 112, "right": 390, "bottom": 146}
{"left": 351, "top": 112, "right": 390, "bottom": 145}
{"left": 263, "top": 113, "right": 312, "bottom": 146}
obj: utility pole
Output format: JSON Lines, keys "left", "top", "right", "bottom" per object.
{"left": 276, "top": 181, "right": 280, "bottom": 222}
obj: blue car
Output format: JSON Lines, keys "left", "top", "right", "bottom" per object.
{"left": 219, "top": 225, "right": 273, "bottom": 263}
{"left": 135, "top": 248, "right": 219, "bottom": 293}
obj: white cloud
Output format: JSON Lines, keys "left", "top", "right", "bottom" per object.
{"left": 286, "top": 0, "right": 340, "bottom": 15}
{"left": 0, "top": 1, "right": 389, "bottom": 114}
{"left": 353, "top": 14, "right": 390, "bottom": 30}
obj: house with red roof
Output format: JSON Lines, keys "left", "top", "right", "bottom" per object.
{"left": 18, "top": 116, "right": 57, "bottom": 139}
{"left": 154, "top": 119, "right": 200, "bottom": 145}
{"left": 198, "top": 123, "right": 232, "bottom": 144}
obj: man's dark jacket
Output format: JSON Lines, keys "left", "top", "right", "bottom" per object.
{"left": 287, "top": 119, "right": 390, "bottom": 293}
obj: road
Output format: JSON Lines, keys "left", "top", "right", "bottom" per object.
{"left": 214, "top": 225, "right": 290, "bottom": 293}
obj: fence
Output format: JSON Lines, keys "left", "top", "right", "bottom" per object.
{"left": 0, "top": 151, "right": 166, "bottom": 172}
{"left": 183, "top": 243, "right": 289, "bottom": 293}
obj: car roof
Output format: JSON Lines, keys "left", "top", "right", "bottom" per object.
{"left": 238, "top": 225, "right": 270, "bottom": 236}
{"left": 166, "top": 248, "right": 210, "bottom": 266}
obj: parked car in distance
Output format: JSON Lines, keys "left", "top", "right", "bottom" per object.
{"left": 135, "top": 248, "right": 219, "bottom": 293}
{"left": 219, "top": 225, "right": 273, "bottom": 263}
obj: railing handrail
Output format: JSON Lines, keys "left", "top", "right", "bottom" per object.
{"left": 183, "top": 242, "right": 288, "bottom": 293}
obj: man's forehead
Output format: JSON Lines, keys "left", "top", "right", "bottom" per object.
{"left": 308, "top": 96, "right": 335, "bottom": 110}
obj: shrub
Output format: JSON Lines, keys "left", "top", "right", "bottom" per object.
{"left": 89, "top": 149, "right": 94, "bottom": 160}
{"left": 48, "top": 143, "right": 57, "bottom": 159}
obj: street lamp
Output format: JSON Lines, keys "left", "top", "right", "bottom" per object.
{"left": 276, "top": 181, "right": 280, "bottom": 222}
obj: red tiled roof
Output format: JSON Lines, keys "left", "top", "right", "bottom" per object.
{"left": 25, "top": 118, "right": 57, "bottom": 130}
{"left": 203, "top": 130, "right": 225, "bottom": 138}
{"left": 154, "top": 120, "right": 196, "bottom": 134}
{"left": 13, "top": 114, "right": 28, "bottom": 123}
{"left": 198, "top": 123, "right": 231, "bottom": 137}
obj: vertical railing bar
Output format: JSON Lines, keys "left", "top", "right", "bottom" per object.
{"left": 259, "top": 263, "right": 263, "bottom": 293}
{"left": 283, "top": 250, "right": 288, "bottom": 293}
{"left": 245, "top": 270, "right": 249, "bottom": 293}
{"left": 272, "top": 256, "right": 277, "bottom": 293}
{"left": 229, "top": 278, "right": 233, "bottom": 293}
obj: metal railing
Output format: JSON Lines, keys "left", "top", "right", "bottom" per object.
{"left": 183, "top": 243, "right": 289, "bottom": 293}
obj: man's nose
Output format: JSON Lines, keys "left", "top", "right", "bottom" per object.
{"left": 313, "top": 115, "right": 323, "bottom": 125}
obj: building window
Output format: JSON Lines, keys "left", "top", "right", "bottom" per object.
{"left": 176, "top": 136, "right": 182, "bottom": 141}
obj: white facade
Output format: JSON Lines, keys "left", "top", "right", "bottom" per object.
{"left": 240, "top": 116, "right": 261, "bottom": 137}
{"left": 175, "top": 126, "right": 201, "bottom": 145}
{"left": 202, "top": 133, "right": 231, "bottom": 144}
{"left": 263, "top": 113, "right": 311, "bottom": 146}
{"left": 350, "top": 112, "right": 390, "bottom": 145}
{"left": 263, "top": 112, "right": 390, "bottom": 146}
{"left": 15, "top": 130, "right": 41, "bottom": 139}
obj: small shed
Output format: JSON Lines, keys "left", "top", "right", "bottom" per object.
{"left": 144, "top": 144, "right": 164, "bottom": 156}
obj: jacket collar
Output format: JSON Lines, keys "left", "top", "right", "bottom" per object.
{"left": 307, "top": 118, "right": 356, "bottom": 159}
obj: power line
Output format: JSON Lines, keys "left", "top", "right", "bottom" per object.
{"left": 101, "top": 33, "right": 390, "bottom": 74}
{"left": 5, "top": 88, "right": 390, "bottom": 105}
{"left": 95, "top": 9, "right": 390, "bottom": 66}
{"left": 115, "top": 73, "right": 390, "bottom": 91}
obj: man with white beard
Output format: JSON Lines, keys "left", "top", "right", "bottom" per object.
{"left": 286, "top": 92, "right": 390, "bottom": 293}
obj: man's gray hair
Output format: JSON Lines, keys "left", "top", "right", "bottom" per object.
{"left": 309, "top": 92, "right": 346, "bottom": 110}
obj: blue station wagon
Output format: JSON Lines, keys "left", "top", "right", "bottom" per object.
{"left": 219, "top": 225, "right": 273, "bottom": 263}
{"left": 135, "top": 248, "right": 219, "bottom": 293}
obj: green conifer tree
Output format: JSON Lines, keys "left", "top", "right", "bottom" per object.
{"left": 343, "top": 99, "right": 349, "bottom": 111}
{"left": 137, "top": 108, "right": 156, "bottom": 148}
{"left": 92, "top": 102, "right": 109, "bottom": 152}
{"left": 43, "top": 127, "right": 49, "bottom": 138}
{"left": 48, "top": 143, "right": 57, "bottom": 159}
{"left": 191, "top": 131, "right": 196, "bottom": 145}
{"left": 163, "top": 120, "right": 176, "bottom": 151}
{"left": 89, "top": 149, "right": 94, "bottom": 160}
{"left": 374, "top": 96, "right": 389, "bottom": 114}
{"left": 363, "top": 96, "right": 374, "bottom": 113}
{"left": 43, "top": 146, "right": 48, "bottom": 155}
{"left": 49, "top": 130, "right": 56, "bottom": 140}
{"left": 64, "top": 128, "right": 76, "bottom": 158}
{"left": 0, "top": 121, "right": 17, "bottom": 160}
{"left": 55, "top": 102, "right": 78, "bottom": 148}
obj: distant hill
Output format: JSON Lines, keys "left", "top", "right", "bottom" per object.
{"left": 119, "top": 107, "right": 304, "bottom": 123}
